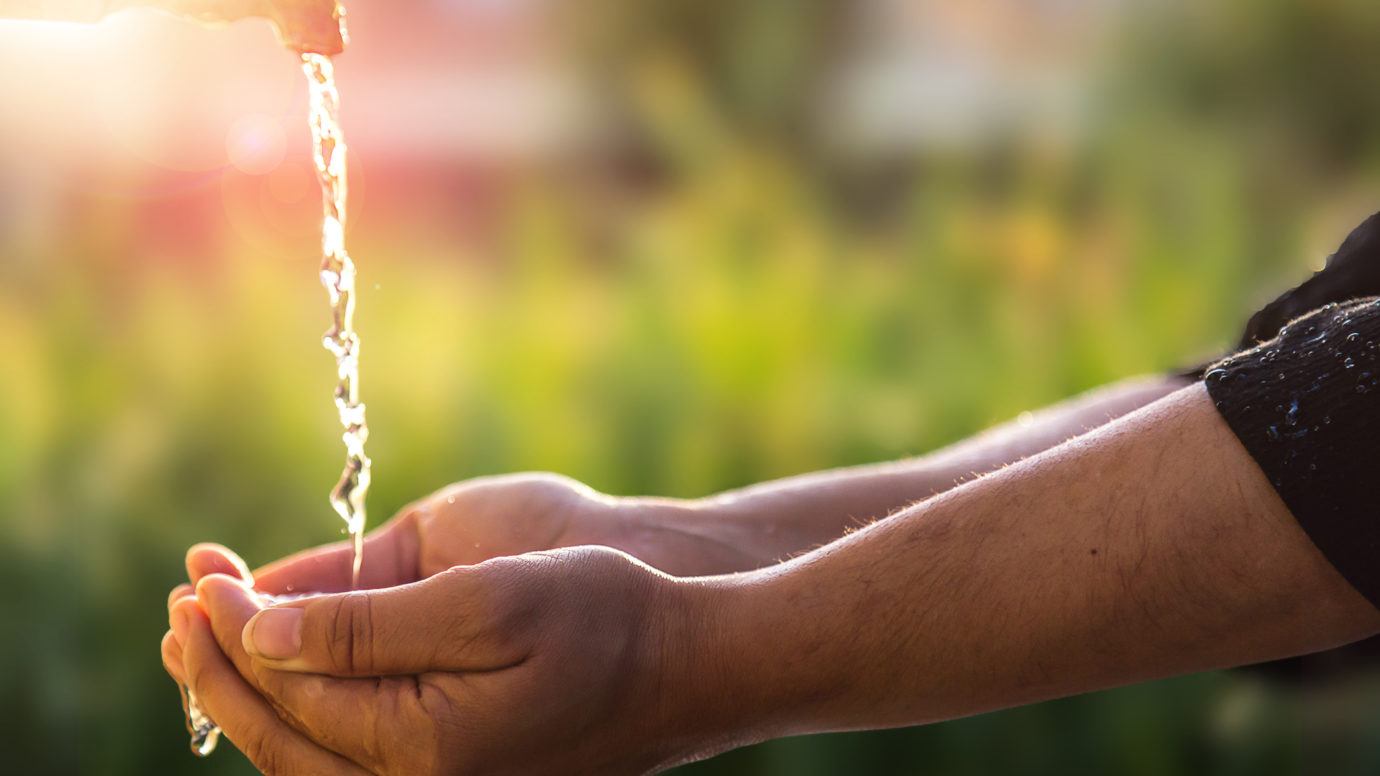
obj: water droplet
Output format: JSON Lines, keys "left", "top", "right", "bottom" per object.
{"left": 1205, "top": 368, "right": 1228, "bottom": 382}
{"left": 1348, "top": 332, "right": 1362, "bottom": 343}
{"left": 1285, "top": 399, "right": 1300, "bottom": 426}
{"left": 1266, "top": 425, "right": 1281, "bottom": 441}
{"left": 185, "top": 688, "right": 220, "bottom": 757}
{"left": 1345, "top": 358, "right": 1356, "bottom": 369}
{"left": 1358, "top": 384, "right": 1370, "bottom": 394}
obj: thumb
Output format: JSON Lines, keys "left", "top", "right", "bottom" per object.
{"left": 241, "top": 565, "right": 531, "bottom": 677}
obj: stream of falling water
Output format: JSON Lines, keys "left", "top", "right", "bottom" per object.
{"left": 184, "top": 52, "right": 371, "bottom": 758}
{"left": 303, "top": 51, "right": 372, "bottom": 590}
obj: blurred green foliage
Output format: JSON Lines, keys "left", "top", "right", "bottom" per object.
{"left": 7, "top": 0, "right": 1380, "bottom": 774}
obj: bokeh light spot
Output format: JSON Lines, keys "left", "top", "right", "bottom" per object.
{"left": 226, "top": 114, "right": 287, "bottom": 175}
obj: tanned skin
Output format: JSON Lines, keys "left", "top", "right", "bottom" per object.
{"left": 169, "top": 374, "right": 1190, "bottom": 598}
{"left": 160, "top": 381, "right": 1380, "bottom": 773}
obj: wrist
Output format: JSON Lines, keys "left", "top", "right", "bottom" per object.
{"left": 638, "top": 573, "right": 771, "bottom": 766}
{"left": 611, "top": 498, "right": 776, "bottom": 576}
{"left": 645, "top": 566, "right": 842, "bottom": 765}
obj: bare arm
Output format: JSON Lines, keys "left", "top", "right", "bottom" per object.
{"left": 670, "top": 383, "right": 1379, "bottom": 754}
{"left": 620, "top": 374, "right": 1190, "bottom": 572}
{"left": 169, "top": 382, "right": 1380, "bottom": 773}
{"left": 221, "top": 374, "right": 1194, "bottom": 586}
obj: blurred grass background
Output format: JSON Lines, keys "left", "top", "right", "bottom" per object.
{"left": 5, "top": 0, "right": 1380, "bottom": 773}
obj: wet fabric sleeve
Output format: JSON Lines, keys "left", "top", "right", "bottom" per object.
{"left": 1203, "top": 297, "right": 1380, "bottom": 610}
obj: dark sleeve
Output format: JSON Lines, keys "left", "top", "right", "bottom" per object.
{"left": 1203, "top": 297, "right": 1380, "bottom": 610}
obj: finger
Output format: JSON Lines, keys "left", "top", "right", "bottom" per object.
{"left": 198, "top": 574, "right": 421, "bottom": 770}
{"left": 243, "top": 562, "right": 527, "bottom": 676}
{"left": 168, "top": 583, "right": 194, "bottom": 611}
{"left": 194, "top": 575, "right": 268, "bottom": 682}
{"left": 174, "top": 598, "right": 367, "bottom": 776}
{"left": 162, "top": 630, "right": 186, "bottom": 686}
{"left": 186, "top": 543, "right": 253, "bottom": 586}
{"left": 252, "top": 510, "right": 421, "bottom": 596}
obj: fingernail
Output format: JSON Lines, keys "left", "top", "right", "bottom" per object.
{"left": 245, "top": 608, "right": 302, "bottom": 660}
{"left": 171, "top": 606, "right": 191, "bottom": 647}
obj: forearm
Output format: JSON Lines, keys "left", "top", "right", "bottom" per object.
{"left": 621, "top": 375, "right": 1189, "bottom": 574}
{"left": 666, "top": 384, "right": 1379, "bottom": 757}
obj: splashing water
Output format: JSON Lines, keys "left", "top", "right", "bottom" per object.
{"left": 185, "top": 51, "right": 371, "bottom": 759}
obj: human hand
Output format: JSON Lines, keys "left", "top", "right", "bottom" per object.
{"left": 184, "top": 474, "right": 763, "bottom": 605}
{"left": 167, "top": 545, "right": 723, "bottom": 774}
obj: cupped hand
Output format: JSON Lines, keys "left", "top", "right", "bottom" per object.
{"left": 160, "top": 473, "right": 746, "bottom": 729}
{"left": 173, "top": 473, "right": 747, "bottom": 608}
{"left": 244, "top": 473, "right": 644, "bottom": 598}
{"left": 162, "top": 474, "right": 626, "bottom": 745}
{"left": 170, "top": 545, "right": 709, "bottom": 775}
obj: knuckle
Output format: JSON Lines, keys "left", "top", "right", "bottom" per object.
{"left": 356, "top": 596, "right": 377, "bottom": 674}
{"left": 322, "top": 594, "right": 375, "bottom": 674}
